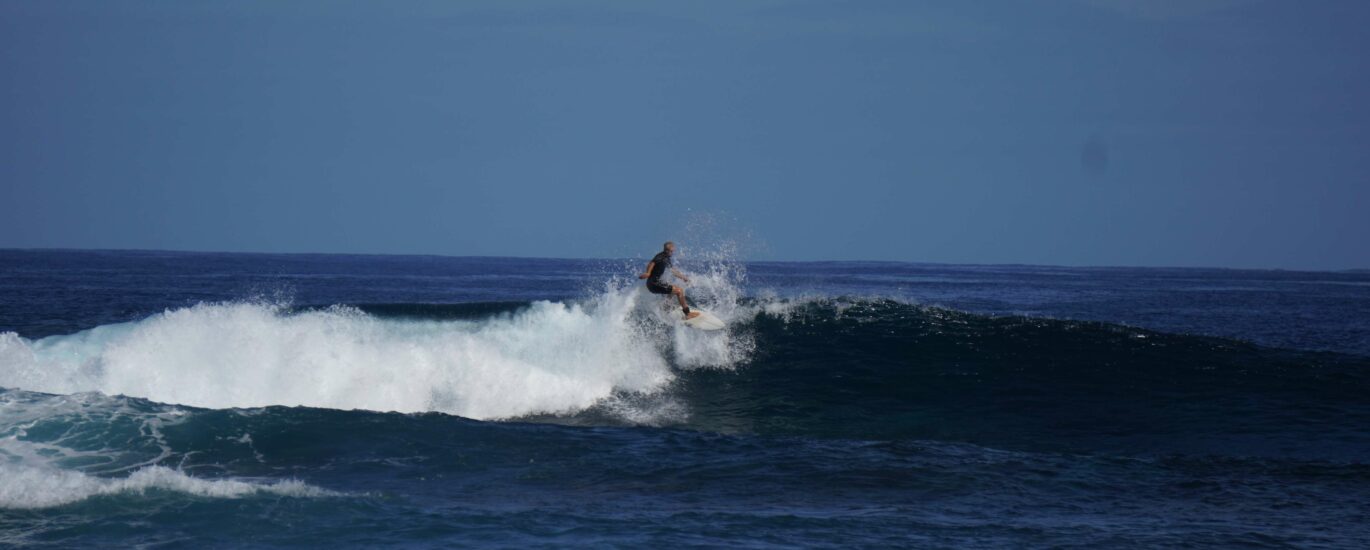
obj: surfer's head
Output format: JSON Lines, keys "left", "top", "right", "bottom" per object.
{"left": 663, "top": 241, "right": 675, "bottom": 255}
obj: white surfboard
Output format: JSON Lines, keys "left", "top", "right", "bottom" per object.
{"left": 682, "top": 309, "right": 726, "bottom": 331}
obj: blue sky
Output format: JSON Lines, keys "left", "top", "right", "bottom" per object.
{"left": 2, "top": 1, "right": 1367, "bottom": 269}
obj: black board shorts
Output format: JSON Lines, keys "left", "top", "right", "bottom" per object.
{"left": 646, "top": 281, "right": 674, "bottom": 295}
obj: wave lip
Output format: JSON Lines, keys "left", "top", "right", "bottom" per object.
{"left": 0, "top": 463, "right": 338, "bottom": 509}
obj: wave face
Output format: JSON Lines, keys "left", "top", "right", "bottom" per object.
{"left": 4, "top": 296, "right": 1368, "bottom": 460}
{"left": 656, "top": 299, "right": 1370, "bottom": 458}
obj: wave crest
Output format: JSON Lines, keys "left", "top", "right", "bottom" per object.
{"left": 0, "top": 287, "right": 753, "bottom": 420}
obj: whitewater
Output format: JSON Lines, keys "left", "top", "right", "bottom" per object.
{"left": 0, "top": 289, "right": 766, "bottom": 422}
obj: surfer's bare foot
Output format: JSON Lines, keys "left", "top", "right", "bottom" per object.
{"left": 685, "top": 311, "right": 701, "bottom": 320}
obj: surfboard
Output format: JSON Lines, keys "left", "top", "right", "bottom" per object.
{"left": 683, "top": 309, "right": 726, "bottom": 331}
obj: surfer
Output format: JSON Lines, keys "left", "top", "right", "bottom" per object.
{"left": 640, "top": 241, "right": 701, "bottom": 320}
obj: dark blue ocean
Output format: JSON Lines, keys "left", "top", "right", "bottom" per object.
{"left": 2, "top": 249, "right": 1369, "bottom": 548}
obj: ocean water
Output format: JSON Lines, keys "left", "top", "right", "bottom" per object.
{"left": 1, "top": 249, "right": 1368, "bottom": 548}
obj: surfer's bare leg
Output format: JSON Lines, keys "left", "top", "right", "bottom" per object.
{"left": 672, "top": 286, "right": 700, "bottom": 319}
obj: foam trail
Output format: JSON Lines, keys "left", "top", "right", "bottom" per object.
{"left": 0, "top": 391, "right": 339, "bottom": 509}
{"left": 0, "top": 463, "right": 337, "bottom": 509}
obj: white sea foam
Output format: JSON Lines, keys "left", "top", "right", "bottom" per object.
{"left": 0, "top": 283, "right": 753, "bottom": 421}
{"left": 0, "top": 462, "right": 335, "bottom": 509}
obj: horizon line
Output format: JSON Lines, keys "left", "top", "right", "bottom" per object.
{"left": 3, "top": 246, "right": 1366, "bottom": 274}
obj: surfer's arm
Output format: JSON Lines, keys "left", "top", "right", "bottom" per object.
{"left": 671, "top": 268, "right": 689, "bottom": 283}
{"left": 638, "top": 262, "right": 654, "bottom": 279}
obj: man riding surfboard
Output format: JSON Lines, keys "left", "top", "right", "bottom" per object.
{"left": 640, "top": 241, "right": 701, "bottom": 320}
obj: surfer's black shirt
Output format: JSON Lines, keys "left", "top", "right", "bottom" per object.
{"left": 648, "top": 252, "right": 671, "bottom": 284}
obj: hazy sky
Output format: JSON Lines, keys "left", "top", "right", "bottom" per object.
{"left": 2, "top": 1, "right": 1367, "bottom": 269}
